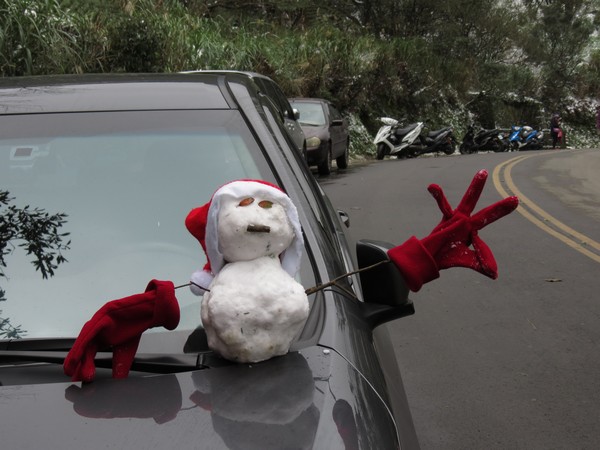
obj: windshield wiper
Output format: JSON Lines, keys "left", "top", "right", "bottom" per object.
{"left": 0, "top": 337, "right": 76, "bottom": 351}
{"left": 0, "top": 336, "right": 236, "bottom": 373}
{"left": 0, "top": 348, "right": 203, "bottom": 374}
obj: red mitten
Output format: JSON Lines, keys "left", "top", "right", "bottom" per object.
{"left": 388, "top": 170, "right": 518, "bottom": 291}
{"left": 64, "top": 280, "right": 180, "bottom": 382}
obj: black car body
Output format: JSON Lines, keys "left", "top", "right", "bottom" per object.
{"left": 0, "top": 73, "right": 419, "bottom": 449}
{"left": 289, "top": 98, "right": 350, "bottom": 176}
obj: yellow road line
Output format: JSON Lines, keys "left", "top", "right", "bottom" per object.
{"left": 492, "top": 154, "right": 600, "bottom": 264}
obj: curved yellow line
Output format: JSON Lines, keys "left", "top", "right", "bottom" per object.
{"left": 492, "top": 154, "right": 600, "bottom": 264}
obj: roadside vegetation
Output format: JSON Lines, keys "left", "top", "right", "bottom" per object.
{"left": 1, "top": 0, "right": 600, "bottom": 156}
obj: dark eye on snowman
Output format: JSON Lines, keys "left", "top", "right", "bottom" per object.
{"left": 258, "top": 200, "right": 273, "bottom": 209}
{"left": 239, "top": 197, "right": 254, "bottom": 207}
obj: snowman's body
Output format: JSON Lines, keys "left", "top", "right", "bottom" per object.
{"left": 194, "top": 183, "right": 309, "bottom": 363}
{"left": 202, "top": 257, "right": 308, "bottom": 362}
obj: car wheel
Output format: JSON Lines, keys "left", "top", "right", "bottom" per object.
{"left": 376, "top": 143, "right": 386, "bottom": 160}
{"left": 336, "top": 142, "right": 349, "bottom": 169}
{"left": 318, "top": 144, "right": 332, "bottom": 176}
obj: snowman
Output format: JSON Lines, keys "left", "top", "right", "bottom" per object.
{"left": 64, "top": 171, "right": 518, "bottom": 382}
{"left": 184, "top": 180, "right": 309, "bottom": 363}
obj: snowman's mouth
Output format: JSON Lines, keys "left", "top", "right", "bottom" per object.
{"left": 246, "top": 224, "right": 271, "bottom": 233}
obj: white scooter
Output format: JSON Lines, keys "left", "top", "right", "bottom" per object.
{"left": 374, "top": 117, "right": 424, "bottom": 160}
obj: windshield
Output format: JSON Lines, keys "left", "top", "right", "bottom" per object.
{"left": 291, "top": 102, "right": 326, "bottom": 126}
{"left": 0, "top": 109, "right": 306, "bottom": 340}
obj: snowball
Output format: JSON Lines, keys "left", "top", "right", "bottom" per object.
{"left": 201, "top": 256, "right": 309, "bottom": 363}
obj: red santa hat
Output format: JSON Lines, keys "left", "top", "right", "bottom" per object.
{"left": 185, "top": 179, "right": 304, "bottom": 295}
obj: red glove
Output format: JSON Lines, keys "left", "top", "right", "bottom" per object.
{"left": 388, "top": 170, "right": 519, "bottom": 292}
{"left": 64, "top": 280, "right": 180, "bottom": 382}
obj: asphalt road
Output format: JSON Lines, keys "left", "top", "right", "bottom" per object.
{"left": 319, "top": 149, "right": 600, "bottom": 450}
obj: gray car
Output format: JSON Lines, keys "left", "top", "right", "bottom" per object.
{"left": 0, "top": 73, "right": 419, "bottom": 449}
{"left": 289, "top": 98, "right": 350, "bottom": 176}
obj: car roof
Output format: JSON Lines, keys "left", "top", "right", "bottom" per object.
{"left": 181, "top": 69, "right": 274, "bottom": 81}
{"left": 0, "top": 73, "right": 245, "bottom": 114}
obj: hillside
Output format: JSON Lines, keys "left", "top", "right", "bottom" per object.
{"left": 1, "top": 0, "right": 599, "bottom": 153}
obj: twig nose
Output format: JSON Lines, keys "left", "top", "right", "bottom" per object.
{"left": 247, "top": 224, "right": 271, "bottom": 233}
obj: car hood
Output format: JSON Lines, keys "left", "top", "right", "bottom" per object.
{"left": 0, "top": 346, "right": 399, "bottom": 449}
{"left": 300, "top": 124, "right": 329, "bottom": 141}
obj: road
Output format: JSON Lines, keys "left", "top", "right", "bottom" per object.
{"left": 319, "top": 149, "right": 600, "bottom": 450}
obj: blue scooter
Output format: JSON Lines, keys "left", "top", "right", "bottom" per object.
{"left": 508, "top": 125, "right": 544, "bottom": 150}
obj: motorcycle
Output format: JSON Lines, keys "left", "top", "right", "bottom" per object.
{"left": 508, "top": 125, "right": 544, "bottom": 150}
{"left": 374, "top": 117, "right": 424, "bottom": 160}
{"left": 459, "top": 125, "right": 507, "bottom": 154}
{"left": 408, "top": 126, "right": 457, "bottom": 156}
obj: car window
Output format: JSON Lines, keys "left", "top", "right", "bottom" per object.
{"left": 329, "top": 105, "right": 342, "bottom": 122}
{"left": 257, "top": 79, "right": 294, "bottom": 120}
{"left": 0, "top": 109, "right": 315, "bottom": 339}
{"left": 290, "top": 102, "right": 327, "bottom": 126}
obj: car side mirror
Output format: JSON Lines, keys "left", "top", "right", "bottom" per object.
{"left": 337, "top": 210, "right": 350, "bottom": 228}
{"left": 357, "top": 240, "right": 415, "bottom": 328}
{"left": 293, "top": 108, "right": 300, "bottom": 121}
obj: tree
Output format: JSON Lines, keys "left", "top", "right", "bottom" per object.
{"left": 519, "top": 0, "right": 596, "bottom": 107}
{"left": 0, "top": 191, "right": 70, "bottom": 338}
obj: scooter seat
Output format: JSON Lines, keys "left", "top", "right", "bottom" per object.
{"left": 395, "top": 123, "right": 420, "bottom": 135}
{"left": 427, "top": 128, "right": 449, "bottom": 139}
{"left": 478, "top": 129, "right": 499, "bottom": 136}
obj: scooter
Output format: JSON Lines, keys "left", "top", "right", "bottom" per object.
{"left": 407, "top": 126, "right": 457, "bottom": 156}
{"left": 374, "top": 117, "right": 424, "bottom": 159}
{"left": 508, "top": 125, "right": 544, "bottom": 150}
{"left": 459, "top": 125, "right": 507, "bottom": 154}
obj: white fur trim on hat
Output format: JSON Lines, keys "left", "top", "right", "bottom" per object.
{"left": 190, "top": 269, "right": 214, "bottom": 295}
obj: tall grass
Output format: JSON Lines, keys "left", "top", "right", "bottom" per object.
{"left": 0, "top": 0, "right": 87, "bottom": 75}
{"left": 1, "top": 0, "right": 596, "bottom": 146}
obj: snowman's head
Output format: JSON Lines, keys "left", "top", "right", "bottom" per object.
{"left": 186, "top": 180, "right": 304, "bottom": 292}
{"left": 216, "top": 192, "right": 294, "bottom": 262}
